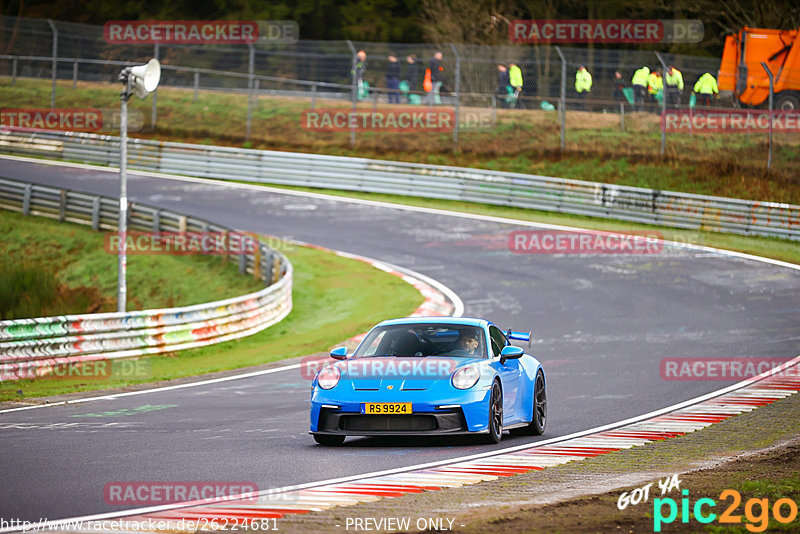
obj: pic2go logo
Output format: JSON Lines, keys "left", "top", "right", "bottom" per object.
{"left": 654, "top": 489, "right": 799, "bottom": 532}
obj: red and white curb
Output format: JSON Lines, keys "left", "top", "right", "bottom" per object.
{"left": 27, "top": 357, "right": 800, "bottom": 534}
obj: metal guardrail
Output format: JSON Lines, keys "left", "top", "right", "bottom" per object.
{"left": 1, "top": 128, "right": 798, "bottom": 241}
{"left": 0, "top": 175, "right": 293, "bottom": 380}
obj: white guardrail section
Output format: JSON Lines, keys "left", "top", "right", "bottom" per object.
{"left": 1, "top": 128, "right": 798, "bottom": 240}
{"left": 0, "top": 176, "right": 292, "bottom": 380}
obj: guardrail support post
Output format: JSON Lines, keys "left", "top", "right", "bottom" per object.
{"left": 59, "top": 190, "right": 67, "bottom": 222}
{"left": 91, "top": 197, "right": 100, "bottom": 230}
{"left": 12, "top": 57, "right": 17, "bottom": 85}
{"left": 152, "top": 208, "right": 161, "bottom": 232}
{"left": 72, "top": 61, "right": 78, "bottom": 88}
{"left": 239, "top": 254, "right": 247, "bottom": 275}
{"left": 554, "top": 46, "right": 566, "bottom": 152}
{"left": 253, "top": 245, "right": 262, "bottom": 280}
{"left": 193, "top": 70, "right": 199, "bottom": 102}
{"left": 311, "top": 84, "right": 317, "bottom": 109}
{"left": 47, "top": 19, "right": 58, "bottom": 109}
{"left": 22, "top": 183, "right": 32, "bottom": 215}
{"left": 761, "top": 62, "right": 774, "bottom": 171}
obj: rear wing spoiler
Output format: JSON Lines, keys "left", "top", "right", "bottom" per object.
{"left": 506, "top": 329, "right": 532, "bottom": 347}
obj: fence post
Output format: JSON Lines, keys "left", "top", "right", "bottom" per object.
{"left": 151, "top": 42, "right": 159, "bottom": 130}
{"left": 246, "top": 43, "right": 255, "bottom": 143}
{"left": 311, "top": 84, "right": 317, "bottom": 109}
{"left": 619, "top": 102, "right": 625, "bottom": 131}
{"left": 761, "top": 62, "right": 774, "bottom": 171}
{"left": 47, "top": 19, "right": 58, "bottom": 109}
{"left": 491, "top": 95, "right": 496, "bottom": 124}
{"left": 655, "top": 52, "right": 668, "bottom": 157}
{"left": 449, "top": 43, "right": 461, "bottom": 148}
{"left": 12, "top": 57, "right": 17, "bottom": 85}
{"left": 346, "top": 40, "right": 357, "bottom": 147}
{"left": 554, "top": 46, "right": 566, "bottom": 152}
{"left": 72, "top": 61, "right": 78, "bottom": 88}
{"left": 193, "top": 70, "right": 199, "bottom": 101}
{"left": 254, "top": 78, "right": 260, "bottom": 109}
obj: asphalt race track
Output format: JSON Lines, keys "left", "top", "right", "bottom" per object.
{"left": 1, "top": 157, "right": 799, "bottom": 522}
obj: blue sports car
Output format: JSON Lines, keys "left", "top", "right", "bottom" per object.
{"left": 310, "top": 317, "right": 546, "bottom": 446}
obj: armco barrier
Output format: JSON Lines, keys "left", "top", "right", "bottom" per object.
{"left": 0, "top": 176, "right": 292, "bottom": 380}
{"left": 1, "top": 128, "right": 798, "bottom": 241}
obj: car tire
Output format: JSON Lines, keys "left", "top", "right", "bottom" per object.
{"left": 513, "top": 370, "right": 547, "bottom": 436}
{"left": 313, "top": 434, "right": 346, "bottom": 446}
{"left": 482, "top": 381, "right": 503, "bottom": 444}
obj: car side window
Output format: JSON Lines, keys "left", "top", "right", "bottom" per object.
{"left": 489, "top": 326, "right": 508, "bottom": 358}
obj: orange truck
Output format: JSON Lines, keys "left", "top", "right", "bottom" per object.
{"left": 719, "top": 27, "right": 800, "bottom": 110}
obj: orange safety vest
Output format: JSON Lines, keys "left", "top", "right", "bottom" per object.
{"left": 423, "top": 68, "right": 432, "bottom": 92}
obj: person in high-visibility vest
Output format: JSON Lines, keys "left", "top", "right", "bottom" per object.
{"left": 575, "top": 65, "right": 592, "bottom": 110}
{"left": 509, "top": 63, "right": 523, "bottom": 108}
{"left": 693, "top": 72, "right": 718, "bottom": 107}
{"left": 664, "top": 66, "right": 684, "bottom": 108}
{"left": 631, "top": 66, "right": 650, "bottom": 111}
{"left": 647, "top": 69, "right": 663, "bottom": 112}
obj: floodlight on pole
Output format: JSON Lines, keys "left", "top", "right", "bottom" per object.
{"left": 117, "top": 58, "right": 160, "bottom": 313}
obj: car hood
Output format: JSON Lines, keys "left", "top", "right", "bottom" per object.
{"left": 339, "top": 356, "right": 482, "bottom": 391}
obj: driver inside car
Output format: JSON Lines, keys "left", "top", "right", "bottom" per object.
{"left": 456, "top": 331, "right": 480, "bottom": 355}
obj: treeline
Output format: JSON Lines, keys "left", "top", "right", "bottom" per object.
{"left": 3, "top": 0, "right": 800, "bottom": 55}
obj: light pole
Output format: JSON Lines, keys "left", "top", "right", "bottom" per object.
{"left": 117, "top": 59, "right": 160, "bottom": 312}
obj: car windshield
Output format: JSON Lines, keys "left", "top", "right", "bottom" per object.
{"left": 352, "top": 323, "right": 486, "bottom": 358}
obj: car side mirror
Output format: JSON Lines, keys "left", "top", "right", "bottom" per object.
{"left": 330, "top": 347, "right": 348, "bottom": 360}
{"left": 499, "top": 345, "right": 524, "bottom": 365}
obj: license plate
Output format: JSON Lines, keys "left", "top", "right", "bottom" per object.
{"left": 361, "top": 403, "right": 412, "bottom": 415}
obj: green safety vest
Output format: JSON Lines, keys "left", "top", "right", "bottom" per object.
{"left": 665, "top": 69, "right": 684, "bottom": 90}
{"left": 693, "top": 73, "right": 718, "bottom": 94}
{"left": 509, "top": 65, "right": 523, "bottom": 88}
{"left": 632, "top": 67, "right": 650, "bottom": 86}
{"left": 575, "top": 69, "right": 592, "bottom": 93}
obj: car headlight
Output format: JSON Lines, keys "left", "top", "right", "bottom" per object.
{"left": 317, "top": 365, "right": 341, "bottom": 390}
{"left": 452, "top": 365, "right": 480, "bottom": 389}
